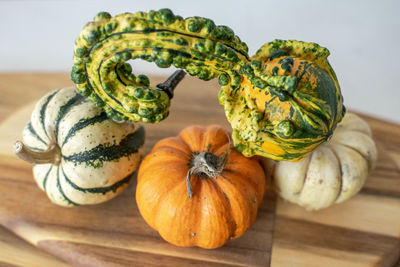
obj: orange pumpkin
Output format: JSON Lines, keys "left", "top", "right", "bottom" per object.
{"left": 136, "top": 125, "right": 266, "bottom": 249}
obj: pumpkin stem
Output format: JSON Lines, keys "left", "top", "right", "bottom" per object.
{"left": 156, "top": 69, "right": 186, "bottom": 99}
{"left": 14, "top": 141, "right": 61, "bottom": 165}
{"left": 186, "top": 168, "right": 194, "bottom": 199}
{"left": 186, "top": 144, "right": 230, "bottom": 199}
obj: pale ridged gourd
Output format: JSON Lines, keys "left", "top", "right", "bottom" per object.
{"left": 15, "top": 86, "right": 145, "bottom": 206}
{"left": 71, "top": 8, "right": 345, "bottom": 161}
{"left": 262, "top": 113, "right": 377, "bottom": 210}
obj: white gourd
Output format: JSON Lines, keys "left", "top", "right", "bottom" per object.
{"left": 15, "top": 86, "right": 145, "bottom": 206}
{"left": 264, "top": 113, "right": 377, "bottom": 210}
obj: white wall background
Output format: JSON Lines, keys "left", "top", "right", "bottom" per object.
{"left": 1, "top": 0, "right": 399, "bottom": 123}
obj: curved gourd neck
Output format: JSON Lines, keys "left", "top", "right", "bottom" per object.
{"left": 71, "top": 9, "right": 249, "bottom": 123}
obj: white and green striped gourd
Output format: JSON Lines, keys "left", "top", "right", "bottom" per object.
{"left": 15, "top": 86, "right": 145, "bottom": 207}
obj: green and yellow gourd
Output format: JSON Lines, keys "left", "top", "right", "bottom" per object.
{"left": 15, "top": 86, "right": 145, "bottom": 206}
{"left": 71, "top": 9, "right": 344, "bottom": 161}
{"left": 71, "top": 9, "right": 248, "bottom": 123}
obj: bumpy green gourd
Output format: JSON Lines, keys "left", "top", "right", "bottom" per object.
{"left": 225, "top": 40, "right": 346, "bottom": 161}
{"left": 71, "top": 9, "right": 345, "bottom": 161}
{"left": 71, "top": 9, "right": 248, "bottom": 123}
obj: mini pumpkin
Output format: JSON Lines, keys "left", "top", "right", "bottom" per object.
{"left": 15, "top": 86, "right": 145, "bottom": 206}
{"left": 136, "top": 125, "right": 266, "bottom": 248}
{"left": 263, "top": 113, "right": 377, "bottom": 210}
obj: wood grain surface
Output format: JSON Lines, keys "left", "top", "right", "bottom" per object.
{"left": 0, "top": 73, "right": 275, "bottom": 267}
{"left": 0, "top": 73, "right": 399, "bottom": 266}
{"left": 0, "top": 74, "right": 73, "bottom": 267}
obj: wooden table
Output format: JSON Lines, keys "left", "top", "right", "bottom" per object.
{"left": 0, "top": 73, "right": 399, "bottom": 266}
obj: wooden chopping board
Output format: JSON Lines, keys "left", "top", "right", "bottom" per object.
{"left": 0, "top": 73, "right": 399, "bottom": 266}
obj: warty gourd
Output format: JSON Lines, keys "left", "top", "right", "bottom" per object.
{"left": 71, "top": 9, "right": 345, "bottom": 161}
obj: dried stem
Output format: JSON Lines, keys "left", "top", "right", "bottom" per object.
{"left": 14, "top": 141, "right": 61, "bottom": 165}
{"left": 156, "top": 69, "right": 186, "bottom": 99}
{"left": 186, "top": 143, "right": 231, "bottom": 199}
